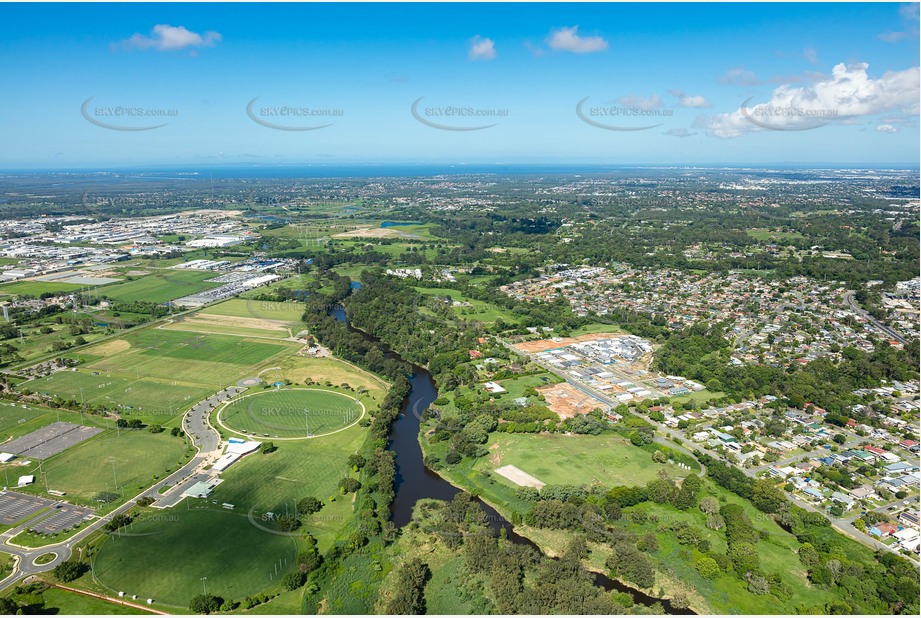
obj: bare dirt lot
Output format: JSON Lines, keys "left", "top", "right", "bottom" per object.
{"left": 513, "top": 332, "right": 622, "bottom": 354}
{"left": 537, "top": 382, "right": 607, "bottom": 419}
{"left": 495, "top": 464, "right": 545, "bottom": 488}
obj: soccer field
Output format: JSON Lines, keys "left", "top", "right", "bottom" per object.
{"left": 98, "top": 270, "right": 221, "bottom": 304}
{"left": 0, "top": 401, "right": 59, "bottom": 439}
{"left": 199, "top": 298, "right": 305, "bottom": 323}
{"left": 25, "top": 329, "right": 299, "bottom": 420}
{"left": 219, "top": 388, "right": 363, "bottom": 438}
{"left": 16, "top": 429, "right": 189, "bottom": 507}
{"left": 92, "top": 508, "right": 298, "bottom": 607}
{"left": 208, "top": 420, "right": 365, "bottom": 551}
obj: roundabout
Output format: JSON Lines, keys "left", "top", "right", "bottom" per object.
{"left": 216, "top": 387, "right": 365, "bottom": 440}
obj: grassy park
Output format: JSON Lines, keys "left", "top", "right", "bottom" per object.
{"left": 219, "top": 388, "right": 363, "bottom": 438}
{"left": 91, "top": 508, "right": 298, "bottom": 608}
{"left": 16, "top": 429, "right": 189, "bottom": 507}
{"left": 473, "top": 432, "right": 688, "bottom": 489}
{"left": 25, "top": 329, "right": 300, "bottom": 419}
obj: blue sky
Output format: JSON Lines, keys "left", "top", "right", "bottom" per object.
{"left": 0, "top": 2, "right": 918, "bottom": 168}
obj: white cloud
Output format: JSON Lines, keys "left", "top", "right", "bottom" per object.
{"left": 546, "top": 26, "right": 608, "bottom": 53}
{"left": 703, "top": 62, "right": 920, "bottom": 138}
{"left": 880, "top": 4, "right": 920, "bottom": 42}
{"left": 668, "top": 89, "right": 711, "bottom": 108}
{"left": 720, "top": 67, "right": 762, "bottom": 87}
{"left": 880, "top": 31, "right": 911, "bottom": 42}
{"left": 118, "top": 24, "right": 221, "bottom": 52}
{"left": 803, "top": 47, "right": 818, "bottom": 64}
{"left": 876, "top": 124, "right": 898, "bottom": 133}
{"left": 664, "top": 128, "right": 696, "bottom": 138}
{"left": 523, "top": 41, "right": 547, "bottom": 58}
{"left": 618, "top": 94, "right": 662, "bottom": 110}
{"left": 468, "top": 35, "right": 496, "bottom": 61}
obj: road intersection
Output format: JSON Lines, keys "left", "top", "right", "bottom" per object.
{"left": 0, "top": 385, "right": 237, "bottom": 592}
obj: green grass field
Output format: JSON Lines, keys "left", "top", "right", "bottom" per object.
{"left": 208, "top": 421, "right": 366, "bottom": 552}
{"left": 91, "top": 508, "right": 298, "bottom": 607}
{"left": 670, "top": 389, "right": 725, "bottom": 406}
{"left": 220, "top": 388, "right": 363, "bottom": 438}
{"left": 17, "top": 430, "right": 189, "bottom": 507}
{"left": 98, "top": 270, "right": 221, "bottom": 303}
{"left": 25, "top": 329, "right": 299, "bottom": 419}
{"left": 379, "top": 222, "right": 440, "bottom": 240}
{"left": 31, "top": 586, "right": 147, "bottom": 614}
{"left": 0, "top": 280, "right": 85, "bottom": 296}
{"left": 199, "top": 298, "right": 304, "bottom": 323}
{"left": 474, "top": 432, "right": 688, "bottom": 489}
{"left": 162, "top": 320, "right": 290, "bottom": 340}
{"left": 570, "top": 322, "right": 625, "bottom": 336}
{"left": 0, "top": 401, "right": 60, "bottom": 439}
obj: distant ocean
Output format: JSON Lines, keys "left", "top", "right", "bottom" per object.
{"left": 3, "top": 162, "right": 918, "bottom": 179}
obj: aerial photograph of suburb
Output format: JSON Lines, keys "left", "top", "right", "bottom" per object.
{"left": 0, "top": 1, "right": 917, "bottom": 616}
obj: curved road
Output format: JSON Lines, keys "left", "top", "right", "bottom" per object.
{"left": 843, "top": 291, "right": 908, "bottom": 345}
{"left": 0, "top": 386, "right": 235, "bottom": 592}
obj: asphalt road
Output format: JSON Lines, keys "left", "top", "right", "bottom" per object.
{"left": 843, "top": 290, "right": 908, "bottom": 345}
{"left": 0, "top": 386, "right": 233, "bottom": 592}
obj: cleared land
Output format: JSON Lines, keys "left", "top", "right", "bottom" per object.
{"left": 476, "top": 432, "right": 688, "bottom": 488}
{"left": 270, "top": 355, "right": 390, "bottom": 400}
{"left": 332, "top": 226, "right": 406, "bottom": 239}
{"left": 536, "top": 382, "right": 607, "bottom": 419}
{"left": 495, "top": 464, "right": 545, "bottom": 488}
{"left": 415, "top": 287, "right": 520, "bottom": 324}
{"left": 162, "top": 315, "right": 291, "bottom": 340}
{"left": 92, "top": 508, "right": 298, "bottom": 608}
{"left": 220, "top": 388, "right": 363, "bottom": 439}
{"left": 512, "top": 332, "right": 623, "bottom": 354}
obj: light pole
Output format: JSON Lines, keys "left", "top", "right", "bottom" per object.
{"left": 201, "top": 576, "right": 207, "bottom": 595}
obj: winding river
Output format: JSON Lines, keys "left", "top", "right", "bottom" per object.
{"left": 331, "top": 308, "right": 694, "bottom": 614}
